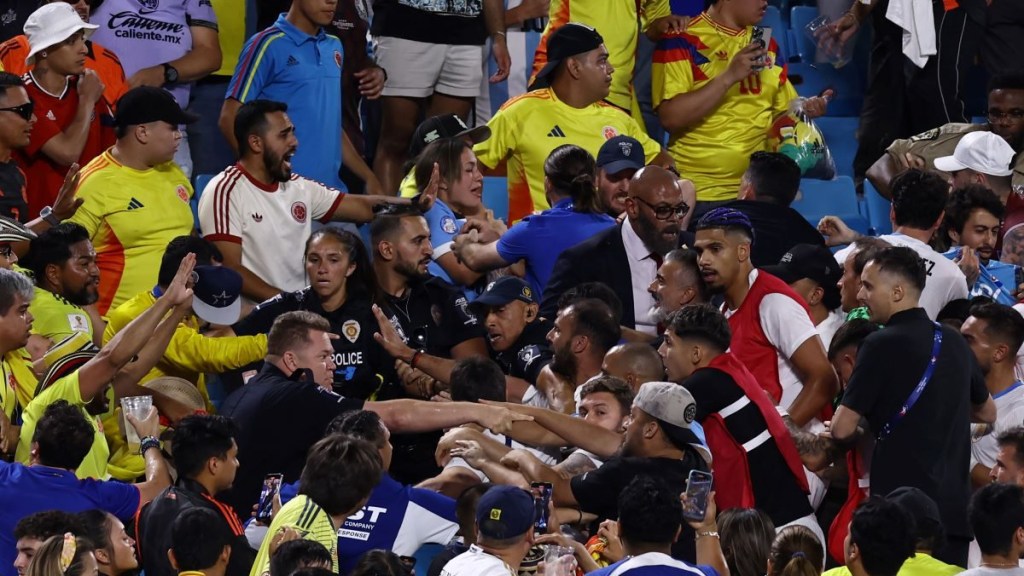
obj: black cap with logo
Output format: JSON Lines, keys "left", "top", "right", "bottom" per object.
{"left": 409, "top": 114, "right": 491, "bottom": 158}
{"left": 529, "top": 22, "right": 604, "bottom": 91}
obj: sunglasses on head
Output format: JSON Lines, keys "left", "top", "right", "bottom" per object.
{"left": 0, "top": 101, "right": 33, "bottom": 121}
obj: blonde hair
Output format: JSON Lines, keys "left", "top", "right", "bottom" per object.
{"left": 25, "top": 535, "right": 95, "bottom": 576}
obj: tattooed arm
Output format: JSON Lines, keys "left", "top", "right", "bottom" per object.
{"left": 553, "top": 450, "right": 599, "bottom": 480}
{"left": 783, "top": 415, "right": 845, "bottom": 472}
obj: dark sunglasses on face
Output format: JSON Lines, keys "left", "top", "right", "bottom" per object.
{"left": 0, "top": 101, "right": 33, "bottom": 121}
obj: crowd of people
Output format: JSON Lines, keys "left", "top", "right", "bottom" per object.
{"left": 0, "top": 0, "right": 1023, "bottom": 575}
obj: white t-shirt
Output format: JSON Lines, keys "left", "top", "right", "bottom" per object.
{"left": 725, "top": 271, "right": 821, "bottom": 418}
{"left": 958, "top": 568, "right": 1024, "bottom": 576}
{"left": 972, "top": 382, "right": 1024, "bottom": 469}
{"left": 198, "top": 164, "right": 345, "bottom": 295}
{"left": 834, "top": 233, "right": 968, "bottom": 320}
{"left": 816, "top": 309, "right": 846, "bottom": 353}
{"left": 440, "top": 544, "right": 517, "bottom": 576}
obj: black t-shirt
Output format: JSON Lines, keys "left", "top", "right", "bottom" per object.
{"left": 379, "top": 276, "right": 486, "bottom": 484}
{"left": 218, "top": 364, "right": 364, "bottom": 516}
{"left": 570, "top": 454, "right": 707, "bottom": 562}
{"left": 724, "top": 200, "right": 825, "bottom": 267}
{"left": 493, "top": 319, "right": 553, "bottom": 385}
{"left": 982, "top": 0, "right": 1024, "bottom": 76}
{"left": 841, "top": 308, "right": 988, "bottom": 538}
{"left": 370, "top": 0, "right": 487, "bottom": 45}
{"left": 0, "top": 0, "right": 38, "bottom": 43}
{"left": 0, "top": 161, "right": 28, "bottom": 223}
{"left": 684, "top": 368, "right": 812, "bottom": 526}
{"left": 232, "top": 289, "right": 397, "bottom": 400}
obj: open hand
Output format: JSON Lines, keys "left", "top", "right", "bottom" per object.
{"left": 52, "top": 163, "right": 83, "bottom": 221}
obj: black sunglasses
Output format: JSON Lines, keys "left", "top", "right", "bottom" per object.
{"left": 0, "top": 101, "right": 33, "bottom": 121}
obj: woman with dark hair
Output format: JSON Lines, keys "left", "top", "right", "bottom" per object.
{"left": 75, "top": 511, "right": 137, "bottom": 576}
{"left": 226, "top": 228, "right": 396, "bottom": 399}
{"left": 412, "top": 138, "right": 493, "bottom": 296}
{"left": 769, "top": 525, "right": 823, "bottom": 576}
{"left": 452, "top": 144, "right": 616, "bottom": 299}
{"left": 718, "top": 508, "right": 776, "bottom": 576}
{"left": 349, "top": 550, "right": 412, "bottom": 576}
{"left": 25, "top": 534, "right": 96, "bottom": 576}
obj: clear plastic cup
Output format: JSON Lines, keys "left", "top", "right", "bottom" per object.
{"left": 542, "top": 545, "right": 575, "bottom": 576}
{"left": 120, "top": 395, "right": 153, "bottom": 449}
{"left": 805, "top": 15, "right": 854, "bottom": 68}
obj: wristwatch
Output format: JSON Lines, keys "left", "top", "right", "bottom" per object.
{"left": 163, "top": 63, "right": 179, "bottom": 85}
{"left": 39, "top": 206, "right": 60, "bottom": 226}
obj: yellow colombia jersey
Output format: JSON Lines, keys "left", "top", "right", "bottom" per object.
{"left": 652, "top": 13, "right": 796, "bottom": 202}
{"left": 69, "top": 150, "right": 194, "bottom": 316}
{"left": 29, "top": 286, "right": 94, "bottom": 345}
{"left": 101, "top": 290, "right": 267, "bottom": 479}
{"left": 250, "top": 495, "right": 338, "bottom": 576}
{"left": 475, "top": 88, "right": 661, "bottom": 223}
{"left": 532, "top": 0, "right": 670, "bottom": 112}
{"left": 1, "top": 349, "right": 35, "bottom": 424}
{"left": 17, "top": 371, "right": 110, "bottom": 480}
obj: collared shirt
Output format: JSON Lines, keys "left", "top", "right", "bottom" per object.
{"left": 621, "top": 218, "right": 658, "bottom": 335}
{"left": 496, "top": 197, "right": 616, "bottom": 299}
{"left": 226, "top": 14, "right": 345, "bottom": 190}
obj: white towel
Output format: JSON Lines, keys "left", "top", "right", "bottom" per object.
{"left": 885, "top": 0, "right": 936, "bottom": 68}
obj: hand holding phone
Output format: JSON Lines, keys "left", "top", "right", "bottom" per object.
{"left": 256, "top": 473, "right": 284, "bottom": 523}
{"left": 531, "top": 482, "right": 553, "bottom": 532}
{"left": 682, "top": 470, "right": 713, "bottom": 523}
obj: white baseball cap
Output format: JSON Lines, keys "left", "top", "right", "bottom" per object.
{"left": 24, "top": 3, "right": 98, "bottom": 66}
{"left": 934, "top": 131, "right": 1015, "bottom": 177}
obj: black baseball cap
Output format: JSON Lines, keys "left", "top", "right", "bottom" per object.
{"left": 114, "top": 86, "right": 199, "bottom": 128}
{"left": 529, "top": 22, "right": 604, "bottom": 91}
{"left": 409, "top": 114, "right": 491, "bottom": 157}
{"left": 763, "top": 243, "right": 843, "bottom": 306}
{"left": 469, "top": 277, "right": 535, "bottom": 317}
{"left": 597, "top": 136, "right": 645, "bottom": 174}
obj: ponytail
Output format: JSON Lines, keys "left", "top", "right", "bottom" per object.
{"left": 543, "top": 144, "right": 601, "bottom": 214}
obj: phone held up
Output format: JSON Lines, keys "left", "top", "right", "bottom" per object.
{"left": 256, "top": 473, "right": 284, "bottom": 523}
{"left": 682, "top": 470, "right": 714, "bottom": 523}
{"left": 532, "top": 481, "right": 553, "bottom": 532}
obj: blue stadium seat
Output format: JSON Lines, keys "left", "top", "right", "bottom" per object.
{"left": 788, "top": 6, "right": 818, "bottom": 63}
{"left": 815, "top": 116, "right": 858, "bottom": 177}
{"left": 192, "top": 173, "right": 214, "bottom": 232}
{"left": 482, "top": 176, "right": 509, "bottom": 223}
{"left": 863, "top": 180, "right": 893, "bottom": 236}
{"left": 791, "top": 176, "right": 869, "bottom": 234}
{"left": 787, "top": 62, "right": 864, "bottom": 116}
{"left": 758, "top": 6, "right": 789, "bottom": 63}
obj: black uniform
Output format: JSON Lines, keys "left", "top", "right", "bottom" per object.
{"left": 231, "top": 289, "right": 396, "bottom": 400}
{"left": 492, "top": 319, "right": 554, "bottom": 385}
{"left": 841, "top": 307, "right": 989, "bottom": 566}
{"left": 379, "top": 276, "right": 487, "bottom": 484}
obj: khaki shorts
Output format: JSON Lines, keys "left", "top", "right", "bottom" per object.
{"left": 374, "top": 35, "right": 485, "bottom": 98}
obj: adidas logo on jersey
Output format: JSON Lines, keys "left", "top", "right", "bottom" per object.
{"left": 45, "top": 110, "right": 56, "bottom": 121}
{"left": 126, "top": 197, "right": 144, "bottom": 210}
{"left": 251, "top": 212, "right": 263, "bottom": 222}
{"left": 287, "top": 55, "right": 300, "bottom": 66}
{"left": 547, "top": 125, "right": 566, "bottom": 138}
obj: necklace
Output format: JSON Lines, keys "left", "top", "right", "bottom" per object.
{"left": 389, "top": 289, "right": 413, "bottom": 324}
{"left": 705, "top": 7, "right": 748, "bottom": 51}
{"left": 980, "top": 562, "right": 1020, "bottom": 568}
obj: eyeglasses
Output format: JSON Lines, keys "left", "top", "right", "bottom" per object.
{"left": 630, "top": 196, "right": 690, "bottom": 220}
{"left": 0, "top": 245, "right": 13, "bottom": 259}
{"left": 988, "top": 109, "right": 1024, "bottom": 122}
{"left": 0, "top": 102, "right": 33, "bottom": 121}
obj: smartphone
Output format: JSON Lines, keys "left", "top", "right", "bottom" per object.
{"left": 751, "top": 26, "right": 773, "bottom": 71}
{"left": 682, "top": 470, "right": 714, "bottom": 522}
{"left": 531, "top": 482, "right": 553, "bottom": 532}
{"left": 256, "top": 473, "right": 283, "bottom": 522}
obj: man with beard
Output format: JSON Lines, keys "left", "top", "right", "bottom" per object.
{"left": 15, "top": 253, "right": 199, "bottom": 480}
{"left": 543, "top": 299, "right": 620, "bottom": 412}
{"left": 942, "top": 186, "right": 1019, "bottom": 304}
{"left": 200, "top": 99, "right": 433, "bottom": 304}
{"left": 694, "top": 207, "right": 839, "bottom": 428}
{"left": 647, "top": 248, "right": 708, "bottom": 331}
{"left": 502, "top": 381, "right": 708, "bottom": 561}
{"left": 366, "top": 205, "right": 489, "bottom": 485}
{"left": 541, "top": 166, "right": 687, "bottom": 334}
{"left": 22, "top": 223, "right": 101, "bottom": 355}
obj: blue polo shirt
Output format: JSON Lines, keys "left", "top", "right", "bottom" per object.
{"left": 226, "top": 14, "right": 346, "bottom": 191}
{"left": 279, "top": 473, "right": 458, "bottom": 574}
{"left": 942, "top": 248, "right": 1019, "bottom": 305}
{"left": 0, "top": 461, "right": 140, "bottom": 576}
{"left": 496, "top": 198, "right": 616, "bottom": 299}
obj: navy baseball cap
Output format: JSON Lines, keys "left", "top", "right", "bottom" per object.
{"left": 469, "top": 277, "right": 535, "bottom": 317}
{"left": 476, "top": 485, "right": 536, "bottom": 539}
{"left": 597, "top": 136, "right": 645, "bottom": 175}
{"left": 192, "top": 265, "right": 242, "bottom": 325}
{"left": 529, "top": 23, "right": 604, "bottom": 90}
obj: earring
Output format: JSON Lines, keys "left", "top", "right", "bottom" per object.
{"left": 39, "top": 51, "right": 47, "bottom": 58}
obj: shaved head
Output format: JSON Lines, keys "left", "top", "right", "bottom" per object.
{"left": 603, "top": 343, "right": 666, "bottom": 391}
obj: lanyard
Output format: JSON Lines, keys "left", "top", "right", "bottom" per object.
{"left": 993, "top": 380, "right": 1024, "bottom": 400}
{"left": 878, "top": 322, "right": 942, "bottom": 440}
